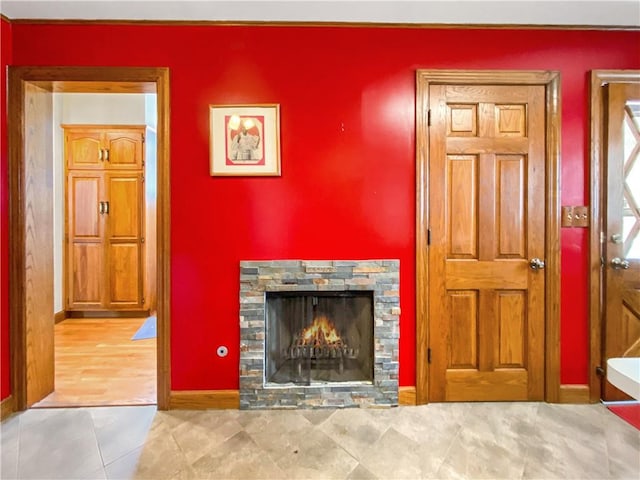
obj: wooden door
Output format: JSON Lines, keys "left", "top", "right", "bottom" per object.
{"left": 65, "top": 128, "right": 104, "bottom": 170}
{"left": 23, "top": 83, "right": 55, "bottom": 406}
{"left": 66, "top": 172, "right": 105, "bottom": 309}
{"left": 603, "top": 83, "right": 640, "bottom": 400}
{"left": 104, "top": 129, "right": 144, "bottom": 169}
{"left": 428, "top": 84, "right": 546, "bottom": 401}
{"left": 105, "top": 172, "right": 144, "bottom": 308}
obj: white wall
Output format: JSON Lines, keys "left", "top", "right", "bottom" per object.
{"left": 53, "top": 93, "right": 151, "bottom": 313}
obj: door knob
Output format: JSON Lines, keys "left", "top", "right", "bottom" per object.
{"left": 610, "top": 257, "right": 630, "bottom": 269}
{"left": 529, "top": 258, "right": 545, "bottom": 270}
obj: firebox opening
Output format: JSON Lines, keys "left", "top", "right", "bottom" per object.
{"left": 265, "top": 291, "right": 374, "bottom": 386}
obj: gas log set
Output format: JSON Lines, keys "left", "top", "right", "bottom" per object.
{"left": 284, "top": 314, "right": 359, "bottom": 375}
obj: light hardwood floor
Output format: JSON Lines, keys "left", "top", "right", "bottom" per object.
{"left": 33, "top": 317, "right": 156, "bottom": 408}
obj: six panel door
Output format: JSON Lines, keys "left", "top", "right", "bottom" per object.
{"left": 428, "top": 84, "right": 546, "bottom": 401}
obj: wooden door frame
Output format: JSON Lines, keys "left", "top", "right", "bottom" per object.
{"left": 588, "top": 70, "right": 640, "bottom": 402}
{"left": 415, "top": 70, "right": 561, "bottom": 404}
{"left": 8, "top": 66, "right": 171, "bottom": 410}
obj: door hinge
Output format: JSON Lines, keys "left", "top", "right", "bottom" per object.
{"left": 141, "top": 174, "right": 145, "bottom": 182}
{"left": 427, "top": 228, "right": 431, "bottom": 246}
{"left": 427, "top": 109, "right": 431, "bottom": 127}
{"left": 142, "top": 298, "right": 146, "bottom": 305}
{"left": 427, "top": 347, "right": 432, "bottom": 364}
{"left": 141, "top": 237, "right": 145, "bottom": 243}
{"left": 142, "top": 133, "right": 145, "bottom": 143}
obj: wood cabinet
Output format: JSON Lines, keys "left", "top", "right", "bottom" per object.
{"left": 65, "top": 126, "right": 144, "bottom": 170}
{"left": 65, "top": 126, "right": 147, "bottom": 312}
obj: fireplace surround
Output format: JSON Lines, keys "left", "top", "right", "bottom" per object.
{"left": 239, "top": 260, "right": 399, "bottom": 409}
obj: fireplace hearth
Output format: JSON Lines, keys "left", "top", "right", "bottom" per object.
{"left": 239, "top": 260, "right": 399, "bottom": 409}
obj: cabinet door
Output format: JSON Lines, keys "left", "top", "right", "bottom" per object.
{"left": 65, "top": 129, "right": 104, "bottom": 170}
{"left": 104, "top": 129, "right": 144, "bottom": 169}
{"left": 66, "top": 172, "right": 105, "bottom": 309}
{"left": 105, "top": 172, "right": 144, "bottom": 308}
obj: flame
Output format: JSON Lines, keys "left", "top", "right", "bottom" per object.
{"left": 300, "top": 315, "right": 342, "bottom": 345}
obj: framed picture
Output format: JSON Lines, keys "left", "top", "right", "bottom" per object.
{"left": 210, "top": 104, "right": 281, "bottom": 176}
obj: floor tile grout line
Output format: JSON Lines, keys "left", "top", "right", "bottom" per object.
{"left": 600, "top": 404, "right": 615, "bottom": 480}
{"left": 516, "top": 402, "right": 541, "bottom": 480}
{"left": 429, "top": 411, "right": 466, "bottom": 478}
{"left": 14, "top": 410, "right": 23, "bottom": 479}
{"left": 93, "top": 407, "right": 158, "bottom": 471}
{"left": 85, "top": 407, "right": 109, "bottom": 478}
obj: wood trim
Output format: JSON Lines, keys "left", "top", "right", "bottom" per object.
{"left": 52, "top": 83, "right": 156, "bottom": 93}
{"left": 399, "top": 386, "right": 417, "bottom": 406}
{"left": 415, "top": 71, "right": 430, "bottom": 405}
{"left": 544, "top": 72, "right": 562, "bottom": 403}
{"left": 589, "top": 70, "right": 640, "bottom": 403}
{"left": 60, "top": 123, "right": 148, "bottom": 129}
{"left": 9, "top": 67, "right": 28, "bottom": 410}
{"left": 0, "top": 395, "right": 15, "bottom": 420}
{"left": 156, "top": 67, "right": 171, "bottom": 411}
{"left": 558, "top": 384, "right": 591, "bottom": 404}
{"left": 54, "top": 311, "right": 66, "bottom": 324}
{"left": 4, "top": 18, "right": 640, "bottom": 31}
{"left": 169, "top": 390, "right": 240, "bottom": 410}
{"left": 66, "top": 310, "right": 150, "bottom": 319}
{"left": 415, "top": 70, "right": 561, "bottom": 404}
{"left": 8, "top": 66, "right": 171, "bottom": 411}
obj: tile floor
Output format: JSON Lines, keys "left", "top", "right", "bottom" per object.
{"left": 1, "top": 402, "right": 639, "bottom": 479}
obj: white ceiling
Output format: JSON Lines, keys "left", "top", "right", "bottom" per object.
{"left": 1, "top": 0, "right": 639, "bottom": 27}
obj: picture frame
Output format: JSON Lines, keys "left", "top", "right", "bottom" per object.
{"left": 209, "top": 104, "right": 281, "bottom": 176}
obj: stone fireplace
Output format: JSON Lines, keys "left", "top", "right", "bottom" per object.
{"left": 239, "top": 260, "right": 399, "bottom": 409}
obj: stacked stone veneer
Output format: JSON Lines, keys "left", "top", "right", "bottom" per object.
{"left": 239, "top": 260, "right": 400, "bottom": 409}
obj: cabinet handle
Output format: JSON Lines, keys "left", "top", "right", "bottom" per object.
{"left": 104, "top": 149, "right": 110, "bottom": 162}
{"left": 104, "top": 201, "right": 109, "bottom": 214}
{"left": 98, "top": 201, "right": 104, "bottom": 214}
{"left": 98, "top": 149, "right": 103, "bottom": 161}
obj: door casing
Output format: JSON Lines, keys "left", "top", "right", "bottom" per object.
{"left": 415, "top": 70, "right": 561, "bottom": 404}
{"left": 589, "top": 70, "right": 640, "bottom": 402}
{"left": 8, "top": 66, "right": 171, "bottom": 410}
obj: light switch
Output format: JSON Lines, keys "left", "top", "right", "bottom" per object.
{"left": 572, "top": 206, "right": 589, "bottom": 227}
{"left": 561, "top": 205, "right": 589, "bottom": 228}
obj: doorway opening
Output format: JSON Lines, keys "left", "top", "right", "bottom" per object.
{"left": 40, "top": 93, "right": 157, "bottom": 407}
{"left": 8, "top": 67, "right": 171, "bottom": 411}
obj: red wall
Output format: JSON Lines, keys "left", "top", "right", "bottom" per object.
{"left": 2, "top": 24, "right": 639, "bottom": 397}
{"left": 1, "top": 17, "right": 12, "bottom": 400}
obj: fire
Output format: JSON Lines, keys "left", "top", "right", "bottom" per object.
{"left": 300, "top": 315, "right": 342, "bottom": 345}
